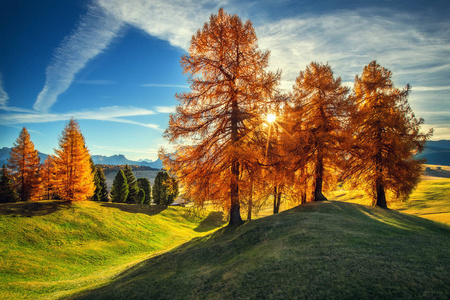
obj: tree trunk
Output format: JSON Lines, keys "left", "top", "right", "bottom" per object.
{"left": 273, "top": 186, "right": 278, "bottom": 214}
{"left": 313, "top": 153, "right": 327, "bottom": 201}
{"left": 229, "top": 98, "right": 242, "bottom": 226}
{"left": 247, "top": 177, "right": 253, "bottom": 220}
{"left": 375, "top": 177, "right": 387, "bottom": 208}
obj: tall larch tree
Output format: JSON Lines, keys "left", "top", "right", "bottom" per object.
{"left": 346, "top": 61, "right": 432, "bottom": 208}
{"left": 291, "top": 62, "right": 350, "bottom": 202}
{"left": 53, "top": 118, "right": 95, "bottom": 202}
{"left": 7, "top": 127, "right": 41, "bottom": 201}
{"left": 110, "top": 170, "right": 128, "bottom": 203}
{"left": 162, "top": 8, "right": 279, "bottom": 225}
{"left": 0, "top": 164, "right": 19, "bottom": 203}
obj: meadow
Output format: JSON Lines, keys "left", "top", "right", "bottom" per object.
{"left": 0, "top": 168, "right": 449, "bottom": 299}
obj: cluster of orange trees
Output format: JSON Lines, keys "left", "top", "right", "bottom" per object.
{"left": 2, "top": 118, "right": 95, "bottom": 203}
{"left": 162, "top": 9, "right": 432, "bottom": 225}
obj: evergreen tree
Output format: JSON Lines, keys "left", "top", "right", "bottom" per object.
{"left": 152, "top": 171, "right": 179, "bottom": 206}
{"left": 110, "top": 170, "right": 128, "bottom": 203}
{"left": 123, "top": 165, "right": 139, "bottom": 203}
{"left": 97, "top": 167, "right": 108, "bottom": 202}
{"left": 0, "top": 164, "right": 19, "bottom": 203}
{"left": 345, "top": 61, "right": 432, "bottom": 207}
{"left": 53, "top": 118, "right": 95, "bottom": 202}
{"left": 7, "top": 127, "right": 41, "bottom": 201}
{"left": 163, "top": 9, "right": 279, "bottom": 225}
{"left": 137, "top": 188, "right": 145, "bottom": 204}
{"left": 137, "top": 177, "right": 151, "bottom": 204}
{"left": 92, "top": 166, "right": 108, "bottom": 202}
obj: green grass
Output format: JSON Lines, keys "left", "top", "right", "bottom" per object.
{"left": 330, "top": 178, "right": 450, "bottom": 225}
{"left": 0, "top": 201, "right": 225, "bottom": 299}
{"left": 70, "top": 201, "right": 450, "bottom": 299}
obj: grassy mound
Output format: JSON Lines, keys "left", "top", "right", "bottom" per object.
{"left": 0, "top": 201, "right": 225, "bottom": 299}
{"left": 71, "top": 201, "right": 450, "bottom": 299}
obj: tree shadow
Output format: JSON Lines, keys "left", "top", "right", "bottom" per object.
{"left": 100, "top": 203, "right": 167, "bottom": 216}
{"left": 0, "top": 200, "right": 72, "bottom": 217}
{"left": 194, "top": 211, "right": 227, "bottom": 232}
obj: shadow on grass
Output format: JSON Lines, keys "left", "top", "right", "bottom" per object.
{"left": 100, "top": 203, "right": 167, "bottom": 216}
{"left": 0, "top": 200, "right": 72, "bottom": 217}
{"left": 194, "top": 211, "right": 227, "bottom": 232}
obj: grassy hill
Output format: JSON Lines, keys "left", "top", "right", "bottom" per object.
{"left": 71, "top": 201, "right": 450, "bottom": 299}
{"left": 0, "top": 201, "right": 225, "bottom": 299}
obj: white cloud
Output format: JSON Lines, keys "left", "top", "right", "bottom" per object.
{"left": 413, "top": 86, "right": 450, "bottom": 92}
{"left": 155, "top": 106, "right": 176, "bottom": 113}
{"left": 96, "top": 0, "right": 222, "bottom": 50}
{"left": 256, "top": 10, "right": 450, "bottom": 90}
{"left": 33, "top": 4, "right": 124, "bottom": 112}
{"left": 0, "top": 105, "right": 160, "bottom": 130}
{"left": 0, "top": 74, "right": 9, "bottom": 108}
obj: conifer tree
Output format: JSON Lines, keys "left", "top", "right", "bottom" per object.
{"left": 0, "top": 164, "right": 19, "bottom": 203}
{"left": 92, "top": 166, "right": 108, "bottom": 202}
{"left": 137, "top": 188, "right": 145, "bottom": 204}
{"left": 163, "top": 8, "right": 279, "bottom": 225}
{"left": 110, "top": 170, "right": 128, "bottom": 203}
{"left": 291, "top": 62, "right": 350, "bottom": 201}
{"left": 152, "top": 171, "right": 179, "bottom": 206}
{"left": 345, "top": 61, "right": 432, "bottom": 207}
{"left": 137, "top": 177, "right": 151, "bottom": 204}
{"left": 123, "top": 165, "right": 139, "bottom": 203}
{"left": 7, "top": 127, "right": 41, "bottom": 201}
{"left": 53, "top": 118, "right": 95, "bottom": 202}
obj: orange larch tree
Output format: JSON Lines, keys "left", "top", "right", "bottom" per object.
{"left": 162, "top": 8, "right": 279, "bottom": 225}
{"left": 290, "top": 62, "right": 350, "bottom": 202}
{"left": 345, "top": 61, "right": 432, "bottom": 208}
{"left": 53, "top": 118, "right": 95, "bottom": 202}
{"left": 41, "top": 155, "right": 55, "bottom": 200}
{"left": 7, "top": 127, "right": 41, "bottom": 201}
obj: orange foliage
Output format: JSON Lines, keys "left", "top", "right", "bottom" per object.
{"left": 53, "top": 118, "right": 95, "bottom": 202}
{"left": 345, "top": 61, "right": 432, "bottom": 207}
{"left": 162, "top": 8, "right": 279, "bottom": 224}
{"left": 7, "top": 127, "right": 41, "bottom": 201}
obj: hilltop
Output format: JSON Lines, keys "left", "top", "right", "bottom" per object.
{"left": 72, "top": 201, "right": 450, "bottom": 299}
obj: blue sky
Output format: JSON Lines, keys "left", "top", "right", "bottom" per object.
{"left": 0, "top": 0, "right": 449, "bottom": 161}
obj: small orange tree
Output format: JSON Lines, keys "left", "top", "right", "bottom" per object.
{"left": 345, "top": 61, "right": 432, "bottom": 208}
{"left": 8, "top": 127, "right": 41, "bottom": 201}
{"left": 41, "top": 155, "right": 55, "bottom": 200}
{"left": 53, "top": 118, "right": 95, "bottom": 202}
{"left": 162, "top": 9, "right": 279, "bottom": 225}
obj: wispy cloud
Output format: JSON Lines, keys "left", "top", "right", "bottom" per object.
{"left": 33, "top": 4, "right": 124, "bottom": 112}
{"left": 0, "top": 74, "right": 9, "bottom": 108}
{"left": 141, "top": 83, "right": 189, "bottom": 88}
{"left": 413, "top": 86, "right": 450, "bottom": 92}
{"left": 96, "top": 0, "right": 221, "bottom": 50}
{"left": 0, "top": 105, "right": 160, "bottom": 130}
{"left": 155, "top": 106, "right": 175, "bottom": 113}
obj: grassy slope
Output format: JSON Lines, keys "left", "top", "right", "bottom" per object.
{"left": 330, "top": 178, "right": 450, "bottom": 225}
{"left": 0, "top": 201, "right": 225, "bottom": 299}
{"left": 72, "top": 201, "right": 450, "bottom": 300}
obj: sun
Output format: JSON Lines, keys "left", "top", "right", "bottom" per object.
{"left": 266, "top": 113, "right": 276, "bottom": 123}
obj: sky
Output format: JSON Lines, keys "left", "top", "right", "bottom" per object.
{"left": 0, "top": 0, "right": 449, "bottom": 161}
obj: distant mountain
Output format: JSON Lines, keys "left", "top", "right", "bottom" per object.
{"left": 418, "top": 140, "right": 450, "bottom": 166}
{"left": 0, "top": 147, "right": 163, "bottom": 169}
{"left": 91, "top": 154, "right": 163, "bottom": 169}
{"left": 0, "top": 147, "right": 49, "bottom": 166}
